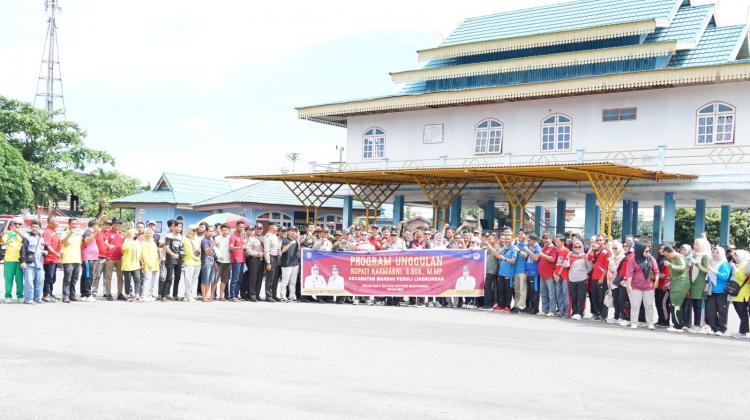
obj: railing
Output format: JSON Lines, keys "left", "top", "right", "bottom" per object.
{"left": 310, "top": 145, "right": 750, "bottom": 175}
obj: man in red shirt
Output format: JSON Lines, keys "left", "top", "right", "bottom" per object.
{"left": 554, "top": 235, "right": 571, "bottom": 318}
{"left": 538, "top": 234, "right": 558, "bottom": 316}
{"left": 91, "top": 220, "right": 110, "bottom": 297}
{"left": 42, "top": 217, "right": 63, "bottom": 302}
{"left": 103, "top": 218, "right": 125, "bottom": 301}
{"left": 228, "top": 221, "right": 247, "bottom": 301}
{"left": 587, "top": 235, "right": 612, "bottom": 320}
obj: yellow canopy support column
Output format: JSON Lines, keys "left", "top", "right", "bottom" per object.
{"left": 586, "top": 173, "right": 630, "bottom": 239}
{"left": 413, "top": 177, "right": 467, "bottom": 227}
{"left": 494, "top": 175, "right": 543, "bottom": 235}
{"left": 347, "top": 182, "right": 400, "bottom": 228}
{"left": 282, "top": 181, "right": 342, "bottom": 225}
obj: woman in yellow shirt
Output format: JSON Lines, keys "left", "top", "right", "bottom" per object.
{"left": 121, "top": 228, "right": 142, "bottom": 301}
{"left": 731, "top": 251, "right": 750, "bottom": 338}
{"left": 181, "top": 225, "right": 201, "bottom": 303}
{"left": 140, "top": 228, "right": 160, "bottom": 302}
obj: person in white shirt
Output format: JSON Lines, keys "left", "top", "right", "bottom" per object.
{"left": 455, "top": 266, "right": 477, "bottom": 291}
{"left": 326, "top": 265, "right": 345, "bottom": 290}
{"left": 304, "top": 264, "right": 326, "bottom": 289}
{"left": 212, "top": 224, "right": 232, "bottom": 300}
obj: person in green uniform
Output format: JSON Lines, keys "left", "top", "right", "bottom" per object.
{"left": 1, "top": 218, "right": 25, "bottom": 302}
{"left": 688, "top": 238, "right": 711, "bottom": 333}
{"left": 662, "top": 245, "right": 689, "bottom": 332}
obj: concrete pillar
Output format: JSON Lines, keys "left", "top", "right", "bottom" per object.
{"left": 663, "top": 192, "right": 676, "bottom": 245}
{"left": 343, "top": 196, "right": 354, "bottom": 228}
{"left": 653, "top": 205, "right": 662, "bottom": 245}
{"left": 555, "top": 199, "right": 566, "bottom": 235}
{"left": 549, "top": 208, "right": 557, "bottom": 235}
{"left": 720, "top": 205, "right": 731, "bottom": 247}
{"left": 534, "top": 205, "right": 544, "bottom": 237}
{"left": 584, "top": 193, "right": 598, "bottom": 239}
{"left": 483, "top": 200, "right": 495, "bottom": 230}
{"left": 392, "top": 195, "right": 405, "bottom": 224}
{"left": 630, "top": 201, "right": 639, "bottom": 236}
{"left": 694, "top": 199, "right": 706, "bottom": 240}
{"left": 622, "top": 200, "right": 632, "bottom": 240}
{"left": 449, "top": 196, "right": 462, "bottom": 227}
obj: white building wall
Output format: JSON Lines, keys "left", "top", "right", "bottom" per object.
{"left": 345, "top": 81, "right": 750, "bottom": 175}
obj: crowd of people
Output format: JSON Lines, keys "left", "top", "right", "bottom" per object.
{"left": 2, "top": 215, "right": 749, "bottom": 338}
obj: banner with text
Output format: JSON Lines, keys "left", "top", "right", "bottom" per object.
{"left": 300, "top": 249, "right": 486, "bottom": 297}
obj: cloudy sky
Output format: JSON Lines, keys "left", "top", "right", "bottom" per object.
{"left": 1, "top": 0, "right": 749, "bottom": 186}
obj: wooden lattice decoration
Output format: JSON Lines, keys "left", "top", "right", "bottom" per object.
{"left": 494, "top": 175, "right": 543, "bottom": 234}
{"left": 413, "top": 177, "right": 467, "bottom": 226}
{"left": 348, "top": 182, "right": 400, "bottom": 228}
{"left": 586, "top": 173, "right": 630, "bottom": 239}
{"left": 282, "top": 181, "right": 342, "bottom": 224}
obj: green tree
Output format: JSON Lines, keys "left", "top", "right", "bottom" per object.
{"left": 0, "top": 135, "right": 33, "bottom": 213}
{"left": 0, "top": 96, "right": 113, "bottom": 208}
{"left": 674, "top": 208, "right": 750, "bottom": 248}
{"left": 80, "top": 169, "right": 143, "bottom": 219}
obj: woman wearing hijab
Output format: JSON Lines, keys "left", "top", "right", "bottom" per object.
{"left": 607, "top": 240, "right": 625, "bottom": 324}
{"left": 730, "top": 250, "right": 750, "bottom": 338}
{"left": 567, "top": 240, "right": 592, "bottom": 320}
{"left": 662, "top": 245, "right": 689, "bottom": 332}
{"left": 705, "top": 246, "right": 732, "bottom": 335}
{"left": 654, "top": 245, "right": 672, "bottom": 327}
{"left": 121, "top": 228, "right": 143, "bottom": 302}
{"left": 687, "top": 238, "right": 710, "bottom": 333}
{"left": 624, "top": 242, "right": 659, "bottom": 330}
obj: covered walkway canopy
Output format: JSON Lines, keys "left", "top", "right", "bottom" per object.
{"left": 230, "top": 162, "right": 695, "bottom": 238}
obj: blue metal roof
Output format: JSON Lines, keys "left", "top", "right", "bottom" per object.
{"left": 440, "top": 0, "right": 681, "bottom": 47}
{"left": 645, "top": 4, "right": 714, "bottom": 47}
{"left": 111, "top": 173, "right": 232, "bottom": 205}
{"left": 669, "top": 25, "right": 747, "bottom": 68}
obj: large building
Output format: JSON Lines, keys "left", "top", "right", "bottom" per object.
{"left": 236, "top": 0, "right": 750, "bottom": 244}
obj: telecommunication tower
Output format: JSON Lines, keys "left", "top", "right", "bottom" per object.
{"left": 34, "top": 0, "right": 65, "bottom": 119}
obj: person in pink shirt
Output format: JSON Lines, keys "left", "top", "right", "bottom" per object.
{"left": 79, "top": 219, "right": 100, "bottom": 301}
{"left": 42, "top": 217, "right": 62, "bottom": 302}
{"left": 624, "top": 242, "right": 659, "bottom": 330}
{"left": 103, "top": 218, "right": 125, "bottom": 301}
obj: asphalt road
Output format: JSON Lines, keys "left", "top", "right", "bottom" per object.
{"left": 1, "top": 291, "right": 748, "bottom": 419}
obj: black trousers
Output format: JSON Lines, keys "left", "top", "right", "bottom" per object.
{"left": 569, "top": 281, "right": 586, "bottom": 316}
{"left": 732, "top": 301, "right": 749, "bottom": 334}
{"left": 590, "top": 281, "right": 607, "bottom": 318}
{"left": 655, "top": 289, "right": 670, "bottom": 326}
{"left": 123, "top": 270, "right": 141, "bottom": 296}
{"left": 483, "top": 273, "right": 497, "bottom": 308}
{"left": 163, "top": 262, "right": 182, "bottom": 298}
{"left": 526, "top": 274, "right": 539, "bottom": 313}
{"left": 689, "top": 299, "right": 704, "bottom": 327}
{"left": 612, "top": 286, "right": 627, "bottom": 320}
{"left": 264, "top": 256, "right": 279, "bottom": 300}
{"left": 241, "top": 260, "right": 252, "bottom": 299}
{"left": 248, "top": 257, "right": 264, "bottom": 298}
{"left": 43, "top": 263, "right": 57, "bottom": 296}
{"left": 62, "top": 263, "right": 80, "bottom": 298}
{"left": 496, "top": 275, "right": 512, "bottom": 308}
{"left": 706, "top": 293, "right": 729, "bottom": 333}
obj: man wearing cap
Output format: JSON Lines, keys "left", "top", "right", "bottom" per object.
{"left": 42, "top": 217, "right": 62, "bottom": 302}
{"left": 313, "top": 228, "right": 333, "bottom": 251}
{"left": 367, "top": 225, "right": 382, "bottom": 250}
{"left": 60, "top": 217, "right": 83, "bottom": 303}
{"left": 244, "top": 223, "right": 265, "bottom": 301}
{"left": 262, "top": 224, "right": 281, "bottom": 302}
{"left": 1, "top": 217, "right": 25, "bottom": 302}
{"left": 103, "top": 217, "right": 125, "bottom": 301}
{"left": 279, "top": 226, "right": 300, "bottom": 302}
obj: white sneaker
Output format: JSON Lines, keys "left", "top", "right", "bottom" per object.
{"left": 631, "top": 324, "right": 638, "bottom": 329}
{"left": 571, "top": 314, "right": 582, "bottom": 321}
{"left": 687, "top": 326, "right": 702, "bottom": 334}
{"left": 619, "top": 320, "right": 630, "bottom": 327}
{"left": 352, "top": 299, "right": 359, "bottom": 305}
{"left": 367, "top": 300, "right": 374, "bottom": 306}
{"left": 648, "top": 324, "right": 656, "bottom": 330}
{"left": 666, "top": 327, "right": 683, "bottom": 333}
{"left": 546, "top": 312, "right": 555, "bottom": 317}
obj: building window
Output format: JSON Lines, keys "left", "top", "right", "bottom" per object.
{"left": 540, "top": 114, "right": 572, "bottom": 152}
{"left": 256, "top": 212, "right": 293, "bottom": 228}
{"left": 363, "top": 127, "right": 385, "bottom": 159}
{"left": 317, "top": 214, "right": 343, "bottom": 231}
{"left": 474, "top": 119, "right": 503, "bottom": 154}
{"left": 697, "top": 102, "right": 735, "bottom": 145}
{"left": 603, "top": 107, "right": 637, "bottom": 121}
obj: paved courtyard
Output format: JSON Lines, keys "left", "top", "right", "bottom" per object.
{"left": 1, "top": 291, "right": 748, "bottom": 419}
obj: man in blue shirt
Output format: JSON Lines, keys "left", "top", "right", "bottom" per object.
{"left": 496, "top": 233, "right": 517, "bottom": 312}
{"left": 525, "top": 233, "right": 542, "bottom": 314}
{"left": 511, "top": 230, "right": 529, "bottom": 313}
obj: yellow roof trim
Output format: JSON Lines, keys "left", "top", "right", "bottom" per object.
{"left": 229, "top": 162, "right": 695, "bottom": 185}
{"left": 392, "top": 41, "right": 677, "bottom": 83}
{"left": 417, "top": 20, "right": 658, "bottom": 62}
{"left": 297, "top": 62, "right": 750, "bottom": 121}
